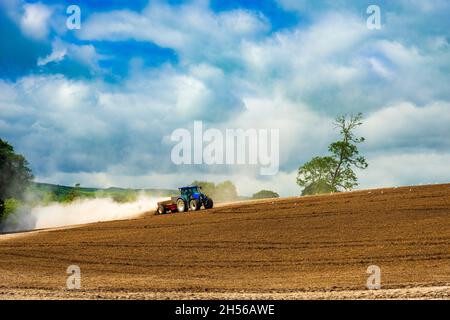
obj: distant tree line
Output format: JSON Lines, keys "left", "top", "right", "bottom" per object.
{"left": 191, "top": 180, "right": 238, "bottom": 202}
{"left": 252, "top": 190, "right": 279, "bottom": 199}
{"left": 0, "top": 138, "right": 33, "bottom": 221}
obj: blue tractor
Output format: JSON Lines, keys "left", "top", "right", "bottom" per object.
{"left": 156, "top": 185, "right": 214, "bottom": 214}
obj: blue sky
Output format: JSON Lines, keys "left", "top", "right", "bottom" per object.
{"left": 1, "top": 0, "right": 450, "bottom": 195}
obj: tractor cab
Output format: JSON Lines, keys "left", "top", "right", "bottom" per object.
{"left": 179, "top": 186, "right": 201, "bottom": 200}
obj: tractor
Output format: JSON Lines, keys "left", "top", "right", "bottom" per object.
{"left": 156, "top": 185, "right": 214, "bottom": 214}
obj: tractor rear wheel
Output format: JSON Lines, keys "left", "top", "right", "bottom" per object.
{"left": 189, "top": 199, "right": 200, "bottom": 211}
{"left": 205, "top": 198, "right": 214, "bottom": 209}
{"left": 177, "top": 199, "right": 187, "bottom": 212}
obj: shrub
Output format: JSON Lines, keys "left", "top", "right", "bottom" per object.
{"left": 252, "top": 190, "right": 279, "bottom": 199}
{"left": 1, "top": 198, "right": 20, "bottom": 222}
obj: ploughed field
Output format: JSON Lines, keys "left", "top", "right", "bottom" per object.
{"left": 0, "top": 184, "right": 449, "bottom": 299}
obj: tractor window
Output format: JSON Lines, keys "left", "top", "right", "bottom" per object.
{"left": 180, "top": 187, "right": 199, "bottom": 196}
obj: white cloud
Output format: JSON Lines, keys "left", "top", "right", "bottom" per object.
{"left": 218, "top": 9, "right": 268, "bottom": 35}
{"left": 241, "top": 12, "right": 367, "bottom": 69}
{"left": 398, "top": 0, "right": 450, "bottom": 12}
{"left": 359, "top": 152, "right": 450, "bottom": 189}
{"left": 362, "top": 101, "right": 450, "bottom": 149}
{"left": 375, "top": 40, "right": 423, "bottom": 67}
{"left": 37, "top": 40, "right": 67, "bottom": 66}
{"left": 20, "top": 2, "right": 52, "bottom": 40}
{"left": 37, "top": 38, "right": 104, "bottom": 71}
{"left": 368, "top": 58, "right": 392, "bottom": 79}
{"left": 78, "top": 1, "right": 269, "bottom": 63}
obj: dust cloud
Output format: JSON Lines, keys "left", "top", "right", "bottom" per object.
{"left": 1, "top": 195, "right": 166, "bottom": 232}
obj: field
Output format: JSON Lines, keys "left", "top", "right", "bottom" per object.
{"left": 0, "top": 184, "right": 449, "bottom": 299}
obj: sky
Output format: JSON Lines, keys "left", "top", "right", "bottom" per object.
{"left": 0, "top": 0, "right": 450, "bottom": 196}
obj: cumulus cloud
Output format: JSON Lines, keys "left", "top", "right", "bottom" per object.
{"left": 37, "top": 38, "right": 105, "bottom": 73}
{"left": 397, "top": 0, "right": 450, "bottom": 12}
{"left": 362, "top": 101, "right": 450, "bottom": 150}
{"left": 358, "top": 152, "right": 450, "bottom": 189}
{"left": 37, "top": 39, "right": 67, "bottom": 66}
{"left": 78, "top": 1, "right": 269, "bottom": 64}
{"left": 0, "top": 66, "right": 246, "bottom": 175}
{"left": 19, "top": 2, "right": 52, "bottom": 40}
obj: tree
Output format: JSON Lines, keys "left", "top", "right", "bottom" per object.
{"left": 297, "top": 157, "right": 338, "bottom": 195}
{"left": 63, "top": 183, "right": 81, "bottom": 202}
{"left": 215, "top": 181, "right": 238, "bottom": 201}
{"left": 252, "top": 190, "right": 279, "bottom": 199}
{"left": 297, "top": 113, "right": 367, "bottom": 195}
{"left": 190, "top": 180, "right": 238, "bottom": 201}
{"left": 191, "top": 181, "right": 216, "bottom": 197}
{"left": 0, "top": 138, "right": 33, "bottom": 219}
{"left": 328, "top": 113, "right": 368, "bottom": 190}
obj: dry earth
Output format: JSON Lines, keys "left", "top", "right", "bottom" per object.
{"left": 0, "top": 184, "right": 449, "bottom": 299}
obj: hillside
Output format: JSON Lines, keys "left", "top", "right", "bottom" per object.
{"left": 29, "top": 182, "right": 177, "bottom": 200}
{"left": 0, "top": 183, "right": 449, "bottom": 299}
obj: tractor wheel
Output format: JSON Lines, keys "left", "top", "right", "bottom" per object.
{"left": 205, "top": 198, "right": 214, "bottom": 209}
{"left": 189, "top": 199, "right": 200, "bottom": 211}
{"left": 156, "top": 204, "right": 166, "bottom": 215}
{"left": 177, "top": 199, "right": 187, "bottom": 213}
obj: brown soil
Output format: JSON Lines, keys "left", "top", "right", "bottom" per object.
{"left": 0, "top": 184, "right": 449, "bottom": 299}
